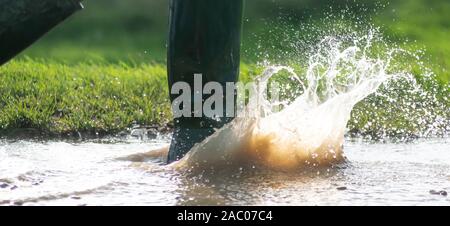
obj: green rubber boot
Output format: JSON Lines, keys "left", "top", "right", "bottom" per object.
{"left": 0, "top": 0, "right": 83, "bottom": 65}
{"left": 167, "top": 0, "right": 244, "bottom": 163}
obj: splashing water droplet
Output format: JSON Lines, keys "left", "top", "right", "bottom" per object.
{"left": 172, "top": 28, "right": 449, "bottom": 172}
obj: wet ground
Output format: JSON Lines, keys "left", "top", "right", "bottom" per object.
{"left": 0, "top": 136, "right": 449, "bottom": 206}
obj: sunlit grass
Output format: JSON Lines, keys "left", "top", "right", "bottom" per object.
{"left": 0, "top": 60, "right": 265, "bottom": 136}
{"left": 0, "top": 59, "right": 447, "bottom": 137}
{"left": 0, "top": 59, "right": 171, "bottom": 135}
{"left": 1, "top": 0, "right": 448, "bottom": 137}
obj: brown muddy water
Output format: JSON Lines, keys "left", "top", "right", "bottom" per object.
{"left": 0, "top": 137, "right": 449, "bottom": 206}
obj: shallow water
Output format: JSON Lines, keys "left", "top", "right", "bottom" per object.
{"left": 0, "top": 137, "right": 448, "bottom": 206}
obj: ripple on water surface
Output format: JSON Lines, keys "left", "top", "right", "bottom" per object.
{"left": 0, "top": 138, "right": 449, "bottom": 206}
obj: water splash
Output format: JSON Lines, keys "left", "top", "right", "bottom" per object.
{"left": 174, "top": 29, "right": 449, "bottom": 171}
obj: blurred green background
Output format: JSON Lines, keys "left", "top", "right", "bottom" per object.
{"left": 19, "top": 0, "right": 449, "bottom": 83}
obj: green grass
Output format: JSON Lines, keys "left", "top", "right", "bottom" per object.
{"left": 0, "top": 59, "right": 447, "bottom": 138}
{"left": 0, "top": 0, "right": 448, "bottom": 137}
{"left": 0, "top": 60, "right": 171, "bottom": 136}
{"left": 0, "top": 60, "right": 263, "bottom": 137}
